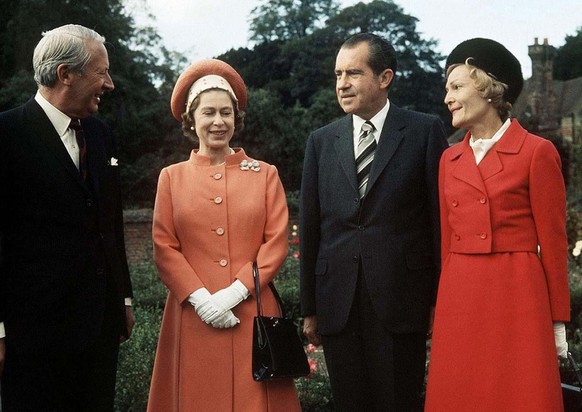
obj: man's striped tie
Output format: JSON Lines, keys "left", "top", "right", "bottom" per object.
{"left": 356, "top": 121, "right": 376, "bottom": 199}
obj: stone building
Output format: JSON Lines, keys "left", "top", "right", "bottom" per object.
{"left": 513, "top": 37, "right": 582, "bottom": 145}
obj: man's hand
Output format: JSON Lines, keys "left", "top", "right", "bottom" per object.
{"left": 120, "top": 306, "right": 135, "bottom": 343}
{"left": 303, "top": 315, "right": 321, "bottom": 346}
{"left": 0, "top": 338, "right": 5, "bottom": 376}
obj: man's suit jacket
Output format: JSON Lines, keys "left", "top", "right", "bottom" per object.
{"left": 0, "top": 97, "right": 132, "bottom": 356}
{"left": 300, "top": 104, "right": 448, "bottom": 335}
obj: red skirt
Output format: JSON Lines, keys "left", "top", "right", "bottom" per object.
{"left": 425, "top": 252, "right": 563, "bottom": 412}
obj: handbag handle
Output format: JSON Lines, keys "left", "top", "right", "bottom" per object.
{"left": 567, "top": 352, "right": 582, "bottom": 385}
{"left": 252, "top": 262, "right": 286, "bottom": 318}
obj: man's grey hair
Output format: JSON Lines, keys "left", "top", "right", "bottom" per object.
{"left": 33, "top": 24, "right": 105, "bottom": 87}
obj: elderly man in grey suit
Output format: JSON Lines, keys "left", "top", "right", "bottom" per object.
{"left": 0, "top": 24, "right": 133, "bottom": 411}
{"left": 300, "top": 33, "right": 448, "bottom": 411}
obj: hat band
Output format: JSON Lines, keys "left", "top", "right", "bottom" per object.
{"left": 186, "top": 74, "right": 238, "bottom": 113}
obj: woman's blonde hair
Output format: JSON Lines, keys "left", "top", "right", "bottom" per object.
{"left": 447, "top": 59, "right": 513, "bottom": 121}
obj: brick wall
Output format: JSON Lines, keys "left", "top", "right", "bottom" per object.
{"left": 123, "top": 209, "right": 153, "bottom": 267}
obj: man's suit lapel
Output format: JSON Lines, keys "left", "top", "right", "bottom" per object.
{"left": 365, "top": 105, "right": 405, "bottom": 195}
{"left": 24, "top": 99, "right": 91, "bottom": 194}
{"left": 334, "top": 115, "right": 359, "bottom": 192}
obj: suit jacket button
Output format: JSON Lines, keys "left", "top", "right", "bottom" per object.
{"left": 452, "top": 200, "right": 459, "bottom": 207}
{"left": 455, "top": 234, "right": 461, "bottom": 241}
{"left": 216, "top": 227, "right": 225, "bottom": 236}
{"left": 353, "top": 198, "right": 359, "bottom": 204}
{"left": 214, "top": 173, "right": 222, "bottom": 180}
{"left": 479, "top": 197, "right": 487, "bottom": 204}
{"left": 352, "top": 256, "right": 359, "bottom": 263}
{"left": 480, "top": 232, "right": 487, "bottom": 239}
{"left": 86, "top": 199, "right": 93, "bottom": 207}
{"left": 219, "top": 259, "right": 228, "bottom": 267}
{"left": 358, "top": 225, "right": 365, "bottom": 231}
{"left": 214, "top": 196, "right": 223, "bottom": 204}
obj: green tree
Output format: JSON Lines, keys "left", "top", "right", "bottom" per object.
{"left": 249, "top": 0, "right": 340, "bottom": 43}
{"left": 240, "top": 0, "right": 445, "bottom": 115}
{"left": 554, "top": 27, "right": 582, "bottom": 81}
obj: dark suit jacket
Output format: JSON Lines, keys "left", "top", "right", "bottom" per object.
{"left": 300, "top": 104, "right": 448, "bottom": 335}
{"left": 0, "top": 97, "right": 132, "bottom": 356}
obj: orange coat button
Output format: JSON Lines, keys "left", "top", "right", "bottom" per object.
{"left": 214, "top": 173, "right": 222, "bottom": 180}
{"left": 216, "top": 227, "right": 225, "bottom": 235}
{"left": 480, "top": 197, "right": 487, "bottom": 204}
{"left": 219, "top": 259, "right": 228, "bottom": 267}
{"left": 214, "top": 196, "right": 223, "bottom": 204}
{"left": 452, "top": 200, "right": 459, "bottom": 207}
{"left": 480, "top": 232, "right": 487, "bottom": 239}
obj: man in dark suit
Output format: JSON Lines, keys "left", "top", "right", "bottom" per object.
{"left": 300, "top": 33, "right": 448, "bottom": 411}
{"left": 0, "top": 24, "right": 133, "bottom": 411}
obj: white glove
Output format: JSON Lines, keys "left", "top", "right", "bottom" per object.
{"left": 209, "top": 310, "right": 240, "bottom": 329}
{"left": 204, "top": 280, "right": 250, "bottom": 324}
{"left": 188, "top": 287, "right": 240, "bottom": 328}
{"left": 554, "top": 322, "right": 568, "bottom": 359}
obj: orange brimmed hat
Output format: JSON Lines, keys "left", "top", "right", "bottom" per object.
{"left": 170, "top": 59, "right": 247, "bottom": 121}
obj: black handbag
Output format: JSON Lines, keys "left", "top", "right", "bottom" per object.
{"left": 562, "top": 352, "right": 582, "bottom": 412}
{"left": 252, "top": 262, "right": 310, "bottom": 381}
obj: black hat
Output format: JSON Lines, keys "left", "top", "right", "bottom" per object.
{"left": 446, "top": 38, "right": 523, "bottom": 104}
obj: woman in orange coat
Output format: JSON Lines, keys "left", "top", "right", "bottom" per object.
{"left": 147, "top": 59, "right": 301, "bottom": 411}
{"left": 425, "top": 38, "right": 570, "bottom": 411}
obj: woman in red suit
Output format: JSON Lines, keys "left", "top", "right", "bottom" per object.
{"left": 425, "top": 38, "right": 570, "bottom": 411}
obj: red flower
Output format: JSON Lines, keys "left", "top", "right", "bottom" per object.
{"left": 308, "top": 357, "right": 318, "bottom": 372}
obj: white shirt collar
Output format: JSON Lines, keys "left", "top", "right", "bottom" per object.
{"left": 353, "top": 99, "right": 391, "bottom": 149}
{"left": 34, "top": 90, "right": 73, "bottom": 137}
{"left": 469, "top": 118, "right": 511, "bottom": 165}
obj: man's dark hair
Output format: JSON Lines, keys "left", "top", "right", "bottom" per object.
{"left": 341, "top": 33, "right": 398, "bottom": 76}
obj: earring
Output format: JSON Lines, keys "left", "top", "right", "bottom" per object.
{"left": 190, "top": 126, "right": 195, "bottom": 130}
{"left": 487, "top": 98, "right": 492, "bottom": 103}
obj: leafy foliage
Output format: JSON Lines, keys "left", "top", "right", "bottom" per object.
{"left": 249, "top": 0, "right": 341, "bottom": 43}
{"left": 115, "top": 305, "right": 162, "bottom": 412}
{"left": 554, "top": 27, "right": 582, "bottom": 81}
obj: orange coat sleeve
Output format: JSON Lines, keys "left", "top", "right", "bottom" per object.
{"left": 152, "top": 168, "right": 206, "bottom": 303}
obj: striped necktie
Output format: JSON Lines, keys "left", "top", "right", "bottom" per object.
{"left": 356, "top": 121, "right": 376, "bottom": 198}
{"left": 69, "top": 119, "right": 87, "bottom": 180}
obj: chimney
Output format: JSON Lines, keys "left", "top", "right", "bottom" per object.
{"left": 527, "top": 37, "right": 558, "bottom": 130}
